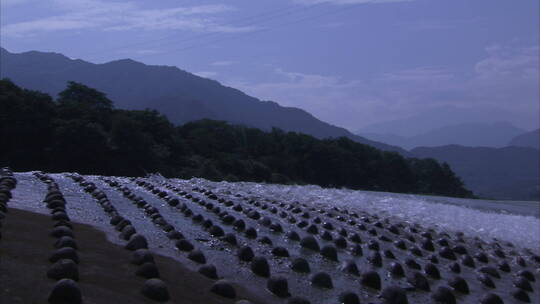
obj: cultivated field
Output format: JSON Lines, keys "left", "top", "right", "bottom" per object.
{"left": 1, "top": 171, "right": 539, "bottom": 304}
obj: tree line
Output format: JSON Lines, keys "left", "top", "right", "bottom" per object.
{"left": 0, "top": 79, "right": 474, "bottom": 198}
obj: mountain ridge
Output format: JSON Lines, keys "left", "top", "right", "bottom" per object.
{"left": 0, "top": 47, "right": 407, "bottom": 154}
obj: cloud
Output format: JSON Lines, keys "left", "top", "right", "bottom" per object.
{"left": 468, "top": 44, "right": 539, "bottom": 113}
{"left": 227, "top": 43, "right": 539, "bottom": 131}
{"left": 318, "top": 21, "right": 346, "bottom": 28}
{"left": 223, "top": 67, "right": 366, "bottom": 127}
{"left": 1, "top": 0, "right": 32, "bottom": 6}
{"left": 2, "top": 0, "right": 254, "bottom": 37}
{"left": 211, "top": 60, "right": 234, "bottom": 66}
{"left": 380, "top": 67, "right": 454, "bottom": 82}
{"left": 117, "top": 49, "right": 161, "bottom": 55}
{"left": 225, "top": 68, "right": 363, "bottom": 114}
{"left": 474, "top": 45, "right": 539, "bottom": 81}
{"left": 3, "top": 18, "right": 94, "bottom": 35}
{"left": 296, "top": 0, "right": 411, "bottom": 5}
{"left": 193, "top": 71, "right": 218, "bottom": 78}
{"left": 398, "top": 18, "right": 481, "bottom": 31}
{"left": 270, "top": 68, "right": 361, "bottom": 89}
{"left": 227, "top": 66, "right": 457, "bottom": 128}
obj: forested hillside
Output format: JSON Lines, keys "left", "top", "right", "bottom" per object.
{"left": 0, "top": 79, "right": 473, "bottom": 198}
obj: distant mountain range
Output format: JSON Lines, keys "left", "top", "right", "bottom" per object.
{"left": 508, "top": 129, "right": 540, "bottom": 149}
{"left": 364, "top": 124, "right": 540, "bottom": 201}
{"left": 0, "top": 48, "right": 405, "bottom": 154}
{"left": 360, "top": 122, "right": 527, "bottom": 149}
{"left": 412, "top": 145, "right": 539, "bottom": 201}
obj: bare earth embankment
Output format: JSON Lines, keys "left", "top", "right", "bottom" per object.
{"left": 0, "top": 208, "right": 264, "bottom": 304}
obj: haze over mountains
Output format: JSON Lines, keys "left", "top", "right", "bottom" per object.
{"left": 413, "top": 145, "right": 539, "bottom": 201}
{"left": 0, "top": 48, "right": 405, "bottom": 154}
{"left": 360, "top": 121, "right": 527, "bottom": 150}
{"left": 358, "top": 105, "right": 537, "bottom": 138}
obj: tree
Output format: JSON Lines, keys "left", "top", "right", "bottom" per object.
{"left": 58, "top": 81, "right": 113, "bottom": 110}
{"left": 56, "top": 81, "right": 114, "bottom": 129}
{"left": 52, "top": 120, "right": 110, "bottom": 174}
{"left": 0, "top": 79, "right": 55, "bottom": 170}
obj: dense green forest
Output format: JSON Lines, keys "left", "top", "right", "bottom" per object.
{"left": 0, "top": 79, "right": 473, "bottom": 198}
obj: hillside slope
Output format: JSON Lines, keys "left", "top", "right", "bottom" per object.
{"left": 0, "top": 48, "right": 405, "bottom": 154}
{"left": 508, "top": 129, "right": 540, "bottom": 149}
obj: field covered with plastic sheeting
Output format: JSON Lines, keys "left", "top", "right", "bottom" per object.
{"left": 3, "top": 171, "right": 540, "bottom": 304}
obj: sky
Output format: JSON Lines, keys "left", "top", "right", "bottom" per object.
{"left": 1, "top": 0, "right": 539, "bottom": 132}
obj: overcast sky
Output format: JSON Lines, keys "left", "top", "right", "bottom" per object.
{"left": 1, "top": 0, "right": 539, "bottom": 131}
